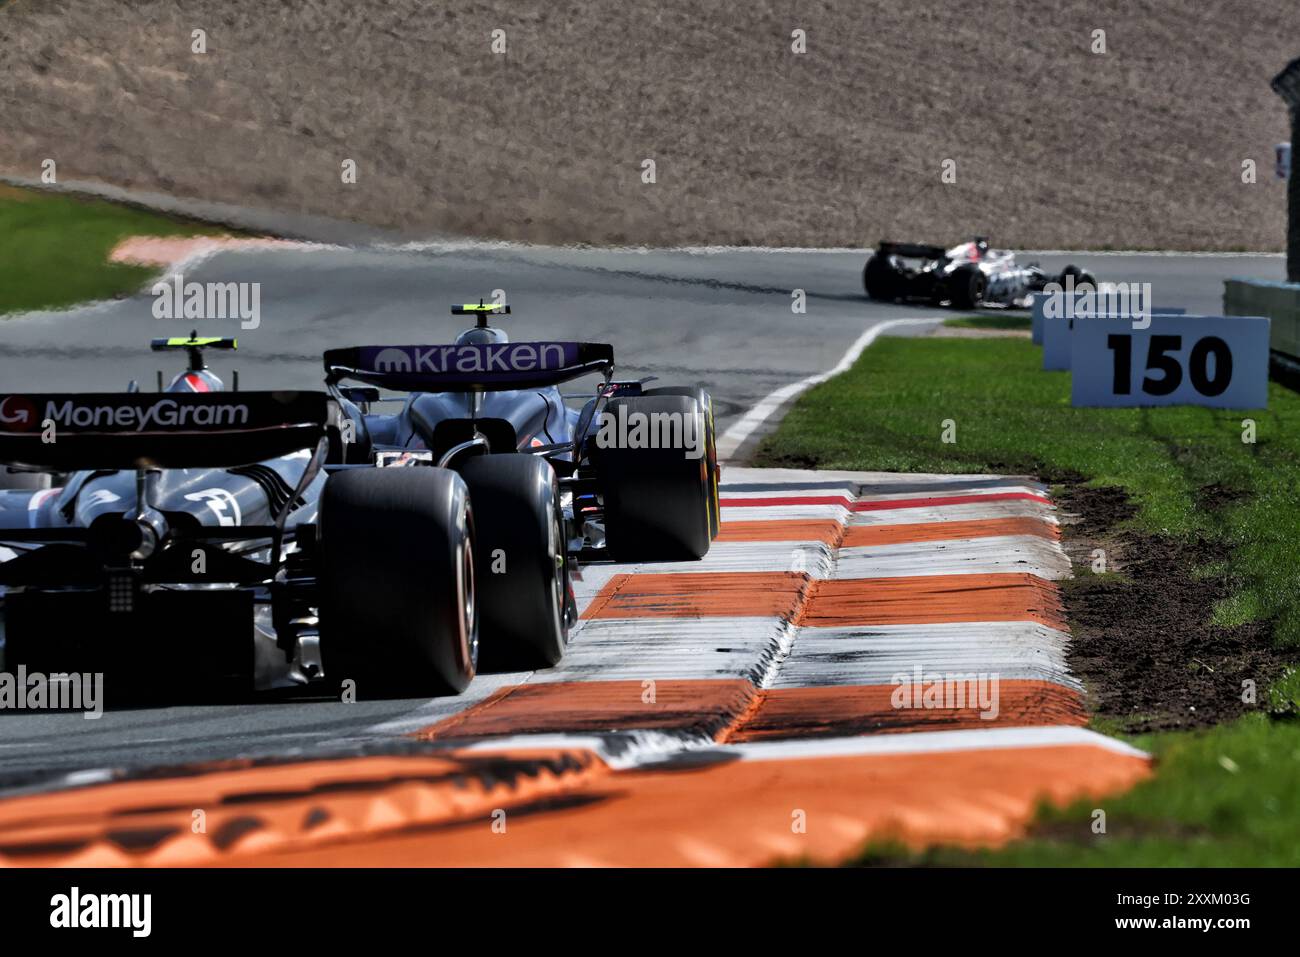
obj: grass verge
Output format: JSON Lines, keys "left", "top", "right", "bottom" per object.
{"left": 0, "top": 184, "right": 225, "bottom": 315}
{"left": 754, "top": 333, "right": 1300, "bottom": 865}
{"left": 757, "top": 335, "right": 1300, "bottom": 649}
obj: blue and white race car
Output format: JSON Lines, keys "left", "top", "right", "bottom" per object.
{"left": 863, "top": 237, "right": 1097, "bottom": 309}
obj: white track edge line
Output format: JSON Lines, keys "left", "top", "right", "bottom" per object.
{"left": 718, "top": 317, "right": 939, "bottom": 460}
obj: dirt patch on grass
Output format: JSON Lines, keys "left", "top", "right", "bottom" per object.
{"left": 0, "top": 1, "right": 1292, "bottom": 248}
{"left": 1056, "top": 482, "right": 1287, "bottom": 733}
{"left": 930, "top": 326, "right": 1032, "bottom": 339}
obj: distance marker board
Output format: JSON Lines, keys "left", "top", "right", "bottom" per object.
{"left": 1043, "top": 307, "right": 1186, "bottom": 371}
{"left": 1070, "top": 314, "right": 1270, "bottom": 409}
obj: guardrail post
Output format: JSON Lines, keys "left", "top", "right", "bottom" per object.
{"left": 1272, "top": 57, "right": 1300, "bottom": 282}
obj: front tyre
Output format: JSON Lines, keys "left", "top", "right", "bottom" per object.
{"left": 318, "top": 468, "right": 477, "bottom": 697}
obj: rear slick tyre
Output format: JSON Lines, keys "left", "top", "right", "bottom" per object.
{"left": 949, "top": 264, "right": 986, "bottom": 310}
{"left": 640, "top": 386, "right": 720, "bottom": 541}
{"left": 318, "top": 468, "right": 477, "bottom": 698}
{"left": 594, "top": 395, "right": 712, "bottom": 562}
{"left": 460, "top": 453, "right": 569, "bottom": 672}
{"left": 863, "top": 254, "right": 898, "bottom": 301}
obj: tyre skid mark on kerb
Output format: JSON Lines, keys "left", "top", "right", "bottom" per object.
{"left": 534, "top": 618, "right": 787, "bottom": 686}
{"left": 0, "top": 470, "right": 1150, "bottom": 866}
{"left": 771, "top": 622, "right": 1081, "bottom": 692}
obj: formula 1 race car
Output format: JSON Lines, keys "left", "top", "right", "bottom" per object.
{"left": 0, "top": 336, "right": 481, "bottom": 700}
{"left": 862, "top": 237, "right": 1096, "bottom": 309}
{"left": 322, "top": 301, "right": 720, "bottom": 671}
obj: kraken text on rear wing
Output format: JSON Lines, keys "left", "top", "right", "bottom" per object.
{"left": 322, "top": 341, "right": 615, "bottom": 392}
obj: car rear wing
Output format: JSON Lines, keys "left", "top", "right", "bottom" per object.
{"left": 0, "top": 391, "right": 337, "bottom": 470}
{"left": 878, "top": 241, "right": 948, "bottom": 260}
{"left": 323, "top": 341, "right": 615, "bottom": 392}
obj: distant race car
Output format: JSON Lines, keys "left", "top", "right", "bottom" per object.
{"left": 862, "top": 237, "right": 1096, "bottom": 309}
{"left": 322, "top": 301, "right": 720, "bottom": 672}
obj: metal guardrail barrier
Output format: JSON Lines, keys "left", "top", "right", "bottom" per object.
{"left": 1224, "top": 277, "right": 1300, "bottom": 386}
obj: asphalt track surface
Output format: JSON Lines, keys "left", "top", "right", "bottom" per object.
{"left": 0, "top": 243, "right": 1285, "bottom": 795}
